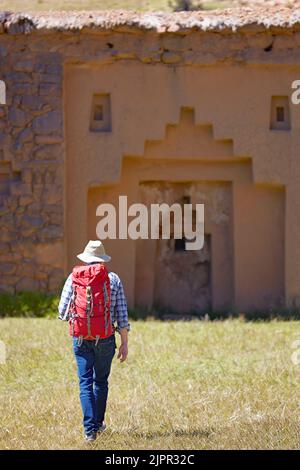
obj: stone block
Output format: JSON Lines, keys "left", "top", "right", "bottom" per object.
{"left": 42, "top": 185, "right": 62, "bottom": 205}
{"left": 10, "top": 240, "right": 35, "bottom": 258}
{"left": 33, "top": 110, "right": 62, "bottom": 134}
{"left": 1, "top": 263, "right": 17, "bottom": 275}
{"left": 15, "top": 206, "right": 26, "bottom": 215}
{"left": 17, "top": 261, "right": 37, "bottom": 277}
{"left": 0, "top": 285, "right": 15, "bottom": 294}
{"left": 22, "top": 95, "right": 46, "bottom": 110}
{"left": 0, "top": 205, "right": 9, "bottom": 217}
{"left": 0, "top": 242, "right": 10, "bottom": 252}
{"left": 44, "top": 204, "right": 63, "bottom": 214}
{"left": 26, "top": 202, "right": 42, "bottom": 216}
{"left": 6, "top": 20, "right": 34, "bottom": 35}
{"left": 8, "top": 107, "right": 30, "bottom": 127}
{"left": 14, "top": 60, "right": 34, "bottom": 72}
{"left": 6, "top": 71, "right": 31, "bottom": 83}
{"left": 14, "top": 128, "right": 33, "bottom": 151}
{"left": 39, "top": 225, "right": 63, "bottom": 240}
{"left": 19, "top": 194, "right": 34, "bottom": 206}
{"left": 46, "top": 63, "right": 62, "bottom": 74}
{"left": 49, "top": 212, "right": 62, "bottom": 225}
{"left": 39, "top": 83, "right": 62, "bottom": 97}
{"left": 35, "top": 241, "right": 64, "bottom": 269}
{"left": 35, "top": 134, "right": 63, "bottom": 144}
{"left": 22, "top": 169, "right": 33, "bottom": 184}
{"left": 10, "top": 182, "right": 32, "bottom": 196}
{"left": 20, "top": 226, "right": 37, "bottom": 237}
{"left": 16, "top": 277, "right": 40, "bottom": 292}
{"left": 36, "top": 270, "right": 48, "bottom": 280}
{"left": 23, "top": 215, "right": 44, "bottom": 227}
{"left": 34, "top": 144, "right": 60, "bottom": 161}
{"left": 48, "top": 268, "right": 64, "bottom": 292}
{"left": 32, "top": 184, "right": 44, "bottom": 198}
{"left": 13, "top": 83, "right": 38, "bottom": 95}
{"left": 0, "top": 45, "right": 8, "bottom": 57}
{"left": 162, "top": 51, "right": 182, "bottom": 64}
{"left": 36, "top": 52, "right": 62, "bottom": 64}
{"left": 0, "top": 252, "right": 22, "bottom": 262}
{"left": 0, "top": 228, "right": 9, "bottom": 243}
{"left": 36, "top": 73, "right": 61, "bottom": 84}
{"left": 0, "top": 130, "right": 7, "bottom": 144}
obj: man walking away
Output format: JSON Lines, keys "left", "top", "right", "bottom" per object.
{"left": 58, "top": 240, "right": 130, "bottom": 441}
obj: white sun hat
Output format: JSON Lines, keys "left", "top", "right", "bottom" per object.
{"left": 77, "top": 240, "right": 111, "bottom": 263}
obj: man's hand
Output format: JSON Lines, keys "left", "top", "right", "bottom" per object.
{"left": 118, "top": 327, "right": 128, "bottom": 362}
{"left": 117, "top": 342, "right": 128, "bottom": 362}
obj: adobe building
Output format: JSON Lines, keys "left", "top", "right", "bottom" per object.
{"left": 1, "top": 8, "right": 300, "bottom": 313}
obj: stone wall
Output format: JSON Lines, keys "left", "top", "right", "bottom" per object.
{"left": 0, "top": 38, "right": 64, "bottom": 293}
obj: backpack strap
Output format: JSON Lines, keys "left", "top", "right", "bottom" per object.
{"left": 103, "top": 276, "right": 110, "bottom": 337}
{"left": 69, "top": 285, "right": 78, "bottom": 337}
{"left": 86, "top": 286, "right": 93, "bottom": 337}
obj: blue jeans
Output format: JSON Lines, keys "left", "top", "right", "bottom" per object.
{"left": 73, "top": 334, "right": 116, "bottom": 435}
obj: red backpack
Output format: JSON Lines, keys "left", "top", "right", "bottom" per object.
{"left": 68, "top": 263, "right": 114, "bottom": 340}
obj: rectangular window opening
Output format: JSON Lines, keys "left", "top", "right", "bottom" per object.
{"left": 276, "top": 106, "right": 285, "bottom": 122}
{"left": 90, "top": 93, "right": 111, "bottom": 132}
{"left": 94, "top": 105, "right": 104, "bottom": 121}
{"left": 270, "top": 96, "right": 290, "bottom": 131}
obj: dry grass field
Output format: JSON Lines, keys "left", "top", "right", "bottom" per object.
{"left": 0, "top": 1, "right": 238, "bottom": 13}
{"left": 0, "top": 317, "right": 300, "bottom": 449}
{"left": 1, "top": 1, "right": 297, "bottom": 12}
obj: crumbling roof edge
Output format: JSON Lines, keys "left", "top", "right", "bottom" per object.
{"left": 1, "top": 8, "right": 300, "bottom": 35}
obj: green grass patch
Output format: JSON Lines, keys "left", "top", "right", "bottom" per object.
{"left": 0, "top": 292, "right": 59, "bottom": 318}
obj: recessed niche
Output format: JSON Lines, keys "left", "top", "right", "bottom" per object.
{"left": 90, "top": 93, "right": 111, "bottom": 132}
{"left": 270, "top": 96, "right": 290, "bottom": 130}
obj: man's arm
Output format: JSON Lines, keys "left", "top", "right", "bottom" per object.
{"left": 58, "top": 274, "right": 73, "bottom": 321}
{"left": 118, "top": 327, "right": 129, "bottom": 363}
{"left": 114, "top": 277, "right": 130, "bottom": 362}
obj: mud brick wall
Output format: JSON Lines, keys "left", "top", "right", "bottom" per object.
{"left": 0, "top": 9, "right": 300, "bottom": 299}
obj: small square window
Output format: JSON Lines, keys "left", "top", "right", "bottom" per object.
{"left": 270, "top": 96, "right": 290, "bottom": 130}
{"left": 90, "top": 94, "right": 111, "bottom": 132}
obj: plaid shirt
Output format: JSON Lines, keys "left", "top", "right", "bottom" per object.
{"left": 58, "top": 270, "right": 130, "bottom": 332}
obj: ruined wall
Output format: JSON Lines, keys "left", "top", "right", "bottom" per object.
{"left": 87, "top": 145, "right": 284, "bottom": 312}
{"left": 64, "top": 41, "right": 300, "bottom": 311}
{"left": 0, "top": 10, "right": 299, "bottom": 311}
{"left": 137, "top": 181, "right": 231, "bottom": 314}
{"left": 0, "top": 36, "right": 64, "bottom": 293}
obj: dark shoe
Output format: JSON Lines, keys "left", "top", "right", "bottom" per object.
{"left": 97, "top": 422, "right": 106, "bottom": 434}
{"left": 85, "top": 432, "right": 97, "bottom": 442}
